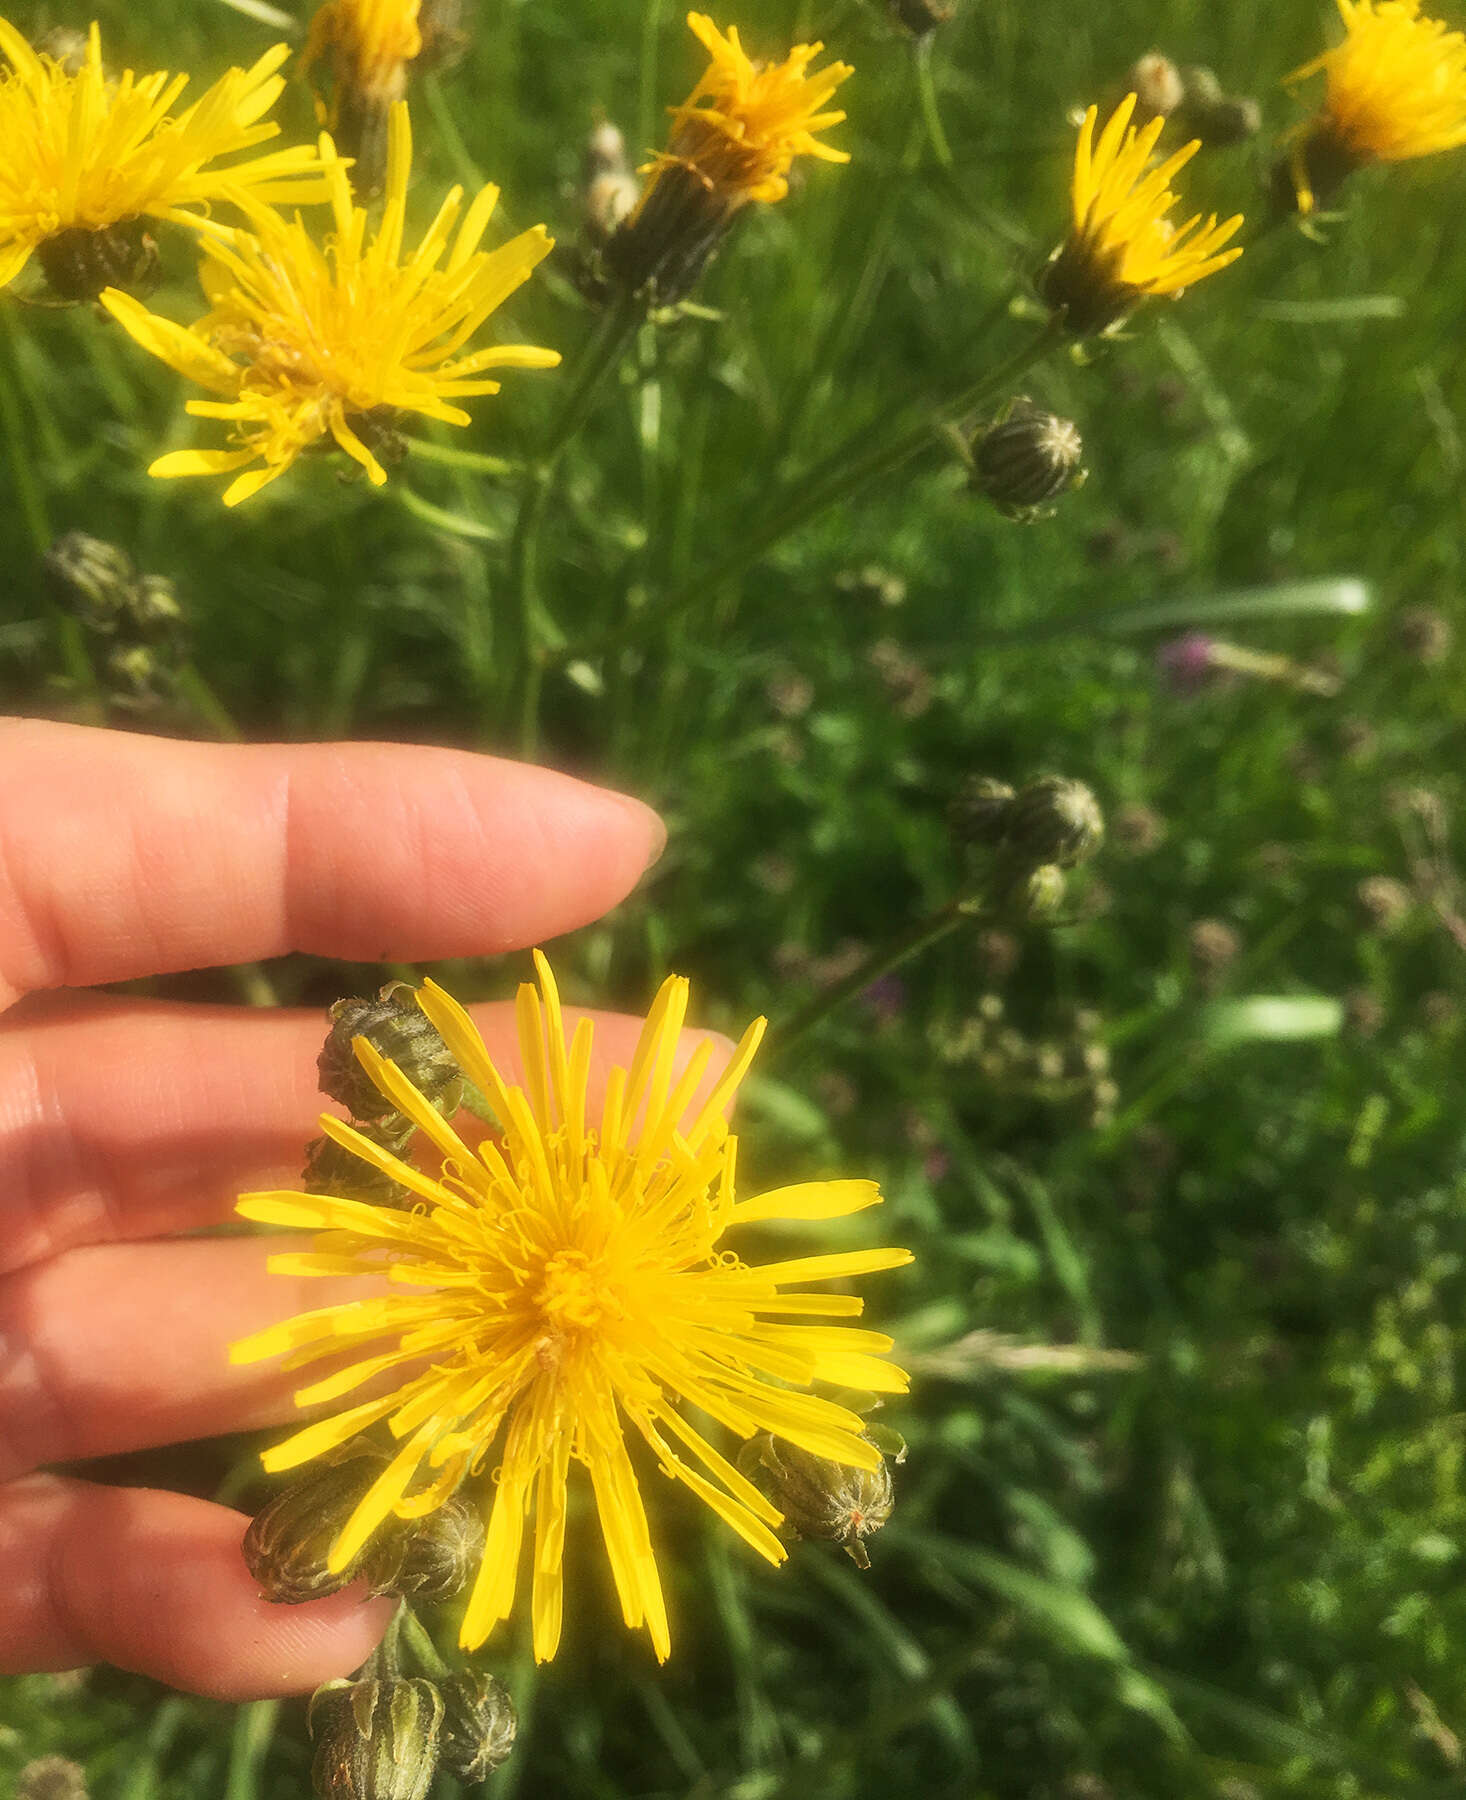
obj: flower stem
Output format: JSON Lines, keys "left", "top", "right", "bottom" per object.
{"left": 664, "top": 313, "right": 1062, "bottom": 614}
{"left": 398, "top": 1603, "right": 453, "bottom": 1678}
{"left": 913, "top": 36, "right": 954, "bottom": 171}
{"left": 507, "top": 290, "right": 645, "bottom": 754}
{"left": 762, "top": 892, "right": 984, "bottom": 1067}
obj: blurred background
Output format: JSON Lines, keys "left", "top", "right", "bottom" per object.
{"left": 4, "top": 0, "right": 1466, "bottom": 1794}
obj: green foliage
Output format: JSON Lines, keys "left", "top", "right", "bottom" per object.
{"left": 5, "top": 0, "right": 1466, "bottom": 1796}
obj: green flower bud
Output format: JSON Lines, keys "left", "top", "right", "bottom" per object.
{"left": 1006, "top": 776, "right": 1105, "bottom": 869}
{"left": 43, "top": 532, "right": 137, "bottom": 632}
{"left": 244, "top": 1441, "right": 391, "bottom": 1603}
{"left": 303, "top": 1115, "right": 417, "bottom": 1205}
{"left": 438, "top": 1671, "right": 518, "bottom": 1782}
{"left": 318, "top": 984, "right": 463, "bottom": 1123}
{"left": 971, "top": 398, "right": 1086, "bottom": 519}
{"left": 309, "top": 1679, "right": 444, "bottom": 1800}
{"left": 378, "top": 1493, "right": 485, "bottom": 1602}
{"left": 738, "top": 1433, "right": 895, "bottom": 1570}
{"left": 1015, "top": 863, "right": 1068, "bottom": 920}
{"left": 949, "top": 775, "right": 1016, "bottom": 847}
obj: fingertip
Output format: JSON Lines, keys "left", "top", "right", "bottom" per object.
{"left": 0, "top": 1476, "right": 391, "bottom": 1699}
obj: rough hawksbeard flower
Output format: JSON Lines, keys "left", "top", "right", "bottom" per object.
{"left": 1281, "top": 0, "right": 1466, "bottom": 213}
{"left": 0, "top": 18, "right": 327, "bottom": 301}
{"left": 100, "top": 102, "right": 559, "bottom": 506}
{"left": 603, "top": 11, "right": 852, "bottom": 303}
{"left": 1039, "top": 93, "right": 1243, "bottom": 337}
{"left": 230, "top": 955, "right": 911, "bottom": 1661}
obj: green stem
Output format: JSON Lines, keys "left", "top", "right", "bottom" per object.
{"left": 224, "top": 1699, "right": 281, "bottom": 1800}
{"left": 763, "top": 893, "right": 981, "bottom": 1066}
{"left": 506, "top": 290, "right": 645, "bottom": 753}
{"left": 913, "top": 36, "right": 954, "bottom": 171}
{"left": 398, "top": 1604, "right": 453, "bottom": 1679}
{"left": 665, "top": 313, "right": 1061, "bottom": 616}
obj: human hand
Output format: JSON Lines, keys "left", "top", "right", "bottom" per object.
{"left": 0, "top": 718, "right": 677, "bottom": 1700}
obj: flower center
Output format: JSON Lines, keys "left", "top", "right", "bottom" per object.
{"left": 535, "top": 1249, "right": 620, "bottom": 1334}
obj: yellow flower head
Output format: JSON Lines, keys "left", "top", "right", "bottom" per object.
{"left": 301, "top": 0, "right": 423, "bottom": 112}
{"left": 602, "top": 13, "right": 851, "bottom": 303}
{"left": 0, "top": 19, "right": 326, "bottom": 300}
{"left": 642, "top": 11, "right": 853, "bottom": 208}
{"left": 100, "top": 103, "right": 559, "bottom": 506}
{"left": 230, "top": 956, "right": 911, "bottom": 1662}
{"left": 1283, "top": 0, "right": 1466, "bottom": 212}
{"left": 1039, "top": 94, "right": 1244, "bottom": 336}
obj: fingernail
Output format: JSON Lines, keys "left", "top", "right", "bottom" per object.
{"left": 615, "top": 793, "right": 667, "bottom": 870}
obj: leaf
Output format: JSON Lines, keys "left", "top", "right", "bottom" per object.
{"left": 1197, "top": 995, "right": 1344, "bottom": 1051}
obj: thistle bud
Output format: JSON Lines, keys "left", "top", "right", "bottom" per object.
{"left": 303, "top": 1116, "right": 416, "bottom": 1205}
{"left": 318, "top": 985, "right": 463, "bottom": 1122}
{"left": 438, "top": 1672, "right": 518, "bottom": 1782}
{"left": 243, "top": 1441, "right": 390, "bottom": 1603}
{"left": 949, "top": 776, "right": 1016, "bottom": 846}
{"left": 309, "top": 1679, "right": 444, "bottom": 1800}
{"left": 738, "top": 1433, "right": 895, "bottom": 1569}
{"left": 970, "top": 398, "right": 1086, "bottom": 519}
{"left": 1005, "top": 775, "right": 1105, "bottom": 869}
{"left": 380, "top": 1493, "right": 484, "bottom": 1601}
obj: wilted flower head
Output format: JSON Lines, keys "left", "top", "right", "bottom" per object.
{"left": 300, "top": 0, "right": 424, "bottom": 193}
{"left": 231, "top": 955, "right": 910, "bottom": 1662}
{"left": 1040, "top": 93, "right": 1243, "bottom": 335}
{"left": 0, "top": 20, "right": 326, "bottom": 300}
{"left": 603, "top": 12, "right": 852, "bottom": 302}
{"left": 1281, "top": 0, "right": 1466, "bottom": 212}
{"left": 101, "top": 104, "right": 558, "bottom": 505}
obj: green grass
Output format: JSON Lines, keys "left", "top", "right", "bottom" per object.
{"left": 6, "top": 0, "right": 1466, "bottom": 1795}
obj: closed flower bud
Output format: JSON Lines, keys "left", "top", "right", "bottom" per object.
{"left": 1006, "top": 775, "right": 1105, "bottom": 869}
{"left": 304, "top": 1115, "right": 417, "bottom": 1204}
{"left": 971, "top": 398, "right": 1086, "bottom": 518}
{"left": 1126, "top": 52, "right": 1184, "bottom": 124}
{"left": 43, "top": 531, "right": 138, "bottom": 631}
{"left": 309, "top": 1678, "right": 444, "bottom": 1800}
{"left": 438, "top": 1671, "right": 518, "bottom": 1782}
{"left": 1014, "top": 863, "right": 1068, "bottom": 920}
{"left": 739, "top": 1432, "right": 895, "bottom": 1569}
{"left": 318, "top": 985, "right": 463, "bottom": 1122}
{"left": 376, "top": 1493, "right": 484, "bottom": 1601}
{"left": 949, "top": 775, "right": 1016, "bottom": 846}
{"left": 244, "top": 1441, "right": 391, "bottom": 1602}
{"left": 888, "top": 0, "right": 956, "bottom": 38}
{"left": 1178, "top": 66, "right": 1261, "bottom": 147}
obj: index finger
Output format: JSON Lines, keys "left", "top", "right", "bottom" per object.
{"left": 0, "top": 720, "right": 665, "bottom": 1010}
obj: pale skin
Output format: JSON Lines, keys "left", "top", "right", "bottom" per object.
{"left": 0, "top": 719, "right": 720, "bottom": 1700}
